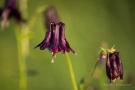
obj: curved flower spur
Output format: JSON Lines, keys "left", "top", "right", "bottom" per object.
{"left": 34, "top": 22, "right": 77, "bottom": 63}
{"left": 44, "top": 6, "right": 60, "bottom": 30}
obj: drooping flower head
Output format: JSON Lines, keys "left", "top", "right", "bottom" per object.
{"left": 106, "top": 52, "right": 123, "bottom": 83}
{"left": 0, "top": 0, "right": 24, "bottom": 29}
{"left": 100, "top": 45, "right": 123, "bottom": 83}
{"left": 34, "top": 22, "right": 76, "bottom": 63}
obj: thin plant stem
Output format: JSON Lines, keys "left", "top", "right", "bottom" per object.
{"left": 18, "top": 0, "right": 29, "bottom": 90}
{"left": 15, "top": 27, "right": 27, "bottom": 90}
{"left": 82, "top": 60, "right": 99, "bottom": 89}
{"left": 81, "top": 52, "right": 103, "bottom": 90}
{"left": 80, "top": 51, "right": 103, "bottom": 90}
{"left": 65, "top": 52, "right": 78, "bottom": 90}
{"left": 19, "top": 0, "right": 29, "bottom": 59}
{"left": 17, "top": 1, "right": 46, "bottom": 90}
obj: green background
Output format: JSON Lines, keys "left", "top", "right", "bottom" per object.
{"left": 0, "top": 0, "right": 135, "bottom": 90}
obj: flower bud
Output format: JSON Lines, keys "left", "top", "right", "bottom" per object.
{"left": 106, "top": 52, "right": 123, "bottom": 83}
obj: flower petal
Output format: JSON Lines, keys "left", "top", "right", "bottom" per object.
{"left": 59, "top": 22, "right": 66, "bottom": 54}
{"left": 48, "top": 23, "right": 60, "bottom": 53}
{"left": 115, "top": 52, "right": 123, "bottom": 80}
{"left": 106, "top": 53, "right": 113, "bottom": 83}
{"left": 110, "top": 53, "right": 119, "bottom": 78}
{"left": 59, "top": 22, "right": 76, "bottom": 54}
{"left": 34, "top": 22, "right": 55, "bottom": 50}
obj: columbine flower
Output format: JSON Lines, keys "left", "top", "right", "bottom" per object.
{"left": 100, "top": 45, "right": 123, "bottom": 83}
{"left": 106, "top": 52, "right": 123, "bottom": 83}
{"left": 34, "top": 22, "right": 76, "bottom": 63}
{"left": 0, "top": 0, "right": 23, "bottom": 29}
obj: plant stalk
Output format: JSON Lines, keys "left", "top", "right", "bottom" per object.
{"left": 65, "top": 52, "right": 78, "bottom": 90}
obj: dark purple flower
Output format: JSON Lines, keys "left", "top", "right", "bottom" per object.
{"left": 0, "top": 0, "right": 24, "bottom": 28}
{"left": 34, "top": 22, "right": 76, "bottom": 62}
{"left": 106, "top": 52, "right": 123, "bottom": 83}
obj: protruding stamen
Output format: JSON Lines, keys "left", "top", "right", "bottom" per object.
{"left": 74, "top": 52, "right": 77, "bottom": 55}
{"left": 51, "top": 52, "right": 56, "bottom": 63}
{"left": 51, "top": 58, "right": 54, "bottom": 63}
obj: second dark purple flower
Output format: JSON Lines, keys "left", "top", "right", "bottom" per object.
{"left": 106, "top": 52, "right": 123, "bottom": 83}
{"left": 0, "top": 0, "right": 24, "bottom": 29}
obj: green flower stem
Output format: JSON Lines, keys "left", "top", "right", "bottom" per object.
{"left": 82, "top": 60, "right": 99, "bottom": 89}
{"left": 18, "top": 0, "right": 29, "bottom": 90}
{"left": 84, "top": 60, "right": 98, "bottom": 87}
{"left": 28, "top": 6, "right": 47, "bottom": 30}
{"left": 17, "top": 37, "right": 27, "bottom": 90}
{"left": 15, "top": 27, "right": 27, "bottom": 90}
{"left": 17, "top": 0, "right": 46, "bottom": 90}
{"left": 19, "top": 0, "right": 29, "bottom": 59}
{"left": 65, "top": 52, "right": 78, "bottom": 90}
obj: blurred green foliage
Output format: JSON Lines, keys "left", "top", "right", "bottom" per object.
{"left": 0, "top": 0, "right": 135, "bottom": 90}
